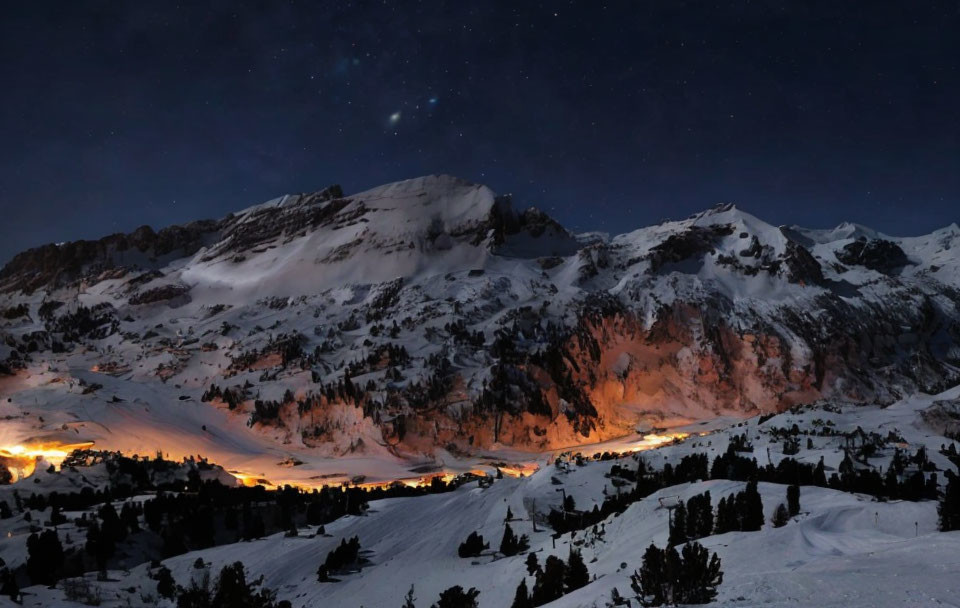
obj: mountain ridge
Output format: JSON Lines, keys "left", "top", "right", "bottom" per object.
{"left": 1, "top": 174, "right": 959, "bottom": 485}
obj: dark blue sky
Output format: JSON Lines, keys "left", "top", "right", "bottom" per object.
{"left": 1, "top": 1, "right": 958, "bottom": 263}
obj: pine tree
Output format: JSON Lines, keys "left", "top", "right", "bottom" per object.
{"left": 714, "top": 496, "right": 735, "bottom": 534}
{"left": 243, "top": 510, "right": 266, "bottom": 540}
{"left": 402, "top": 584, "right": 417, "bottom": 608}
{"left": 939, "top": 471, "right": 960, "bottom": 532}
{"left": 531, "top": 555, "right": 566, "bottom": 606}
{"left": 609, "top": 587, "right": 628, "bottom": 606}
{"left": 26, "top": 529, "right": 64, "bottom": 585}
{"left": 813, "top": 457, "right": 827, "bottom": 486}
{"left": 630, "top": 543, "right": 668, "bottom": 606}
{"left": 677, "top": 542, "right": 722, "bottom": 604}
{"left": 525, "top": 552, "right": 540, "bottom": 575}
{"left": 884, "top": 466, "right": 900, "bottom": 499}
{"left": 500, "top": 523, "right": 529, "bottom": 556}
{"left": 506, "top": 506, "right": 514, "bottom": 521}
{"left": 501, "top": 523, "right": 518, "bottom": 555}
{"left": 786, "top": 484, "right": 800, "bottom": 517}
{"left": 510, "top": 578, "right": 533, "bottom": 608}
{"left": 458, "top": 531, "right": 488, "bottom": 558}
{"left": 212, "top": 562, "right": 251, "bottom": 607}
{"left": 120, "top": 501, "right": 140, "bottom": 533}
{"left": 925, "top": 472, "right": 940, "bottom": 501}
{"left": 686, "top": 492, "right": 713, "bottom": 539}
{"left": 741, "top": 481, "right": 764, "bottom": 531}
{"left": 433, "top": 585, "right": 480, "bottom": 608}
{"left": 771, "top": 503, "right": 790, "bottom": 528}
{"left": 631, "top": 542, "right": 721, "bottom": 606}
{"left": 668, "top": 502, "right": 687, "bottom": 546}
{"left": 175, "top": 567, "right": 213, "bottom": 608}
{"left": 662, "top": 545, "right": 682, "bottom": 604}
{"left": 100, "top": 502, "right": 126, "bottom": 542}
{"left": 564, "top": 547, "right": 589, "bottom": 593}
{"left": 839, "top": 451, "right": 855, "bottom": 475}
{"left": 0, "top": 566, "right": 19, "bottom": 603}
{"left": 209, "top": 561, "right": 279, "bottom": 608}
{"left": 48, "top": 504, "right": 66, "bottom": 526}
{"left": 155, "top": 566, "right": 176, "bottom": 599}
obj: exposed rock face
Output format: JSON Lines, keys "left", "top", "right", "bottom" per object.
{"left": 835, "top": 238, "right": 910, "bottom": 274}
{"left": 2, "top": 175, "right": 960, "bottom": 459}
{"left": 648, "top": 224, "right": 736, "bottom": 273}
{"left": 920, "top": 398, "right": 960, "bottom": 437}
{"left": 129, "top": 283, "right": 191, "bottom": 306}
{"left": 200, "top": 186, "right": 347, "bottom": 262}
{"left": 0, "top": 220, "right": 219, "bottom": 293}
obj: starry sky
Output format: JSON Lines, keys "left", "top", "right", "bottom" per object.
{"left": 1, "top": 1, "right": 958, "bottom": 263}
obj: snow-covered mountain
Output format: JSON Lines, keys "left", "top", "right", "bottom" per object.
{"left": 1, "top": 175, "right": 959, "bottom": 486}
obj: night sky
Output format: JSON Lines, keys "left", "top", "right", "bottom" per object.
{"left": 2, "top": 2, "right": 958, "bottom": 264}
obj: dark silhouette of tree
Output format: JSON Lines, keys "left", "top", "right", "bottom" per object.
{"left": 100, "top": 502, "right": 126, "bottom": 542}
{"left": 564, "top": 547, "right": 589, "bottom": 593}
{"left": 772, "top": 503, "right": 790, "bottom": 528}
{"left": 940, "top": 471, "right": 960, "bottom": 532}
{"left": 686, "top": 491, "right": 713, "bottom": 540}
{"left": 787, "top": 484, "right": 800, "bottom": 517}
{"left": 318, "top": 536, "right": 362, "bottom": 581}
{"left": 511, "top": 578, "right": 533, "bottom": 608}
{"left": 26, "top": 529, "right": 64, "bottom": 585}
{"left": 525, "top": 552, "right": 540, "bottom": 575}
{"left": 402, "top": 584, "right": 416, "bottom": 608}
{"left": 457, "top": 531, "right": 488, "bottom": 558}
{"left": 631, "top": 542, "right": 721, "bottom": 606}
{"left": 48, "top": 504, "right": 67, "bottom": 526}
{"left": 668, "top": 502, "right": 687, "bottom": 546}
{"left": 242, "top": 509, "right": 266, "bottom": 540}
{"left": 739, "top": 481, "right": 764, "bottom": 531}
{"left": 0, "top": 565, "right": 19, "bottom": 603}
{"left": 630, "top": 543, "right": 673, "bottom": 606}
{"left": 155, "top": 566, "right": 176, "bottom": 599}
{"left": 714, "top": 496, "right": 736, "bottom": 534}
{"left": 813, "top": 457, "right": 827, "bottom": 486}
{"left": 609, "top": 587, "right": 629, "bottom": 606}
{"left": 175, "top": 568, "right": 212, "bottom": 608}
{"left": 211, "top": 562, "right": 277, "bottom": 607}
{"left": 531, "top": 555, "right": 566, "bottom": 606}
{"left": 677, "top": 542, "right": 722, "bottom": 604}
{"left": 432, "top": 585, "right": 480, "bottom": 608}
{"left": 500, "top": 523, "right": 530, "bottom": 556}
{"left": 120, "top": 501, "right": 140, "bottom": 533}
{"left": 176, "top": 561, "right": 284, "bottom": 608}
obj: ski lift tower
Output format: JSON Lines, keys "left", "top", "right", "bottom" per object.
{"left": 658, "top": 495, "right": 682, "bottom": 529}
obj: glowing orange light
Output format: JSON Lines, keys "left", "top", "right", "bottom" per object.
{"left": 627, "top": 432, "right": 690, "bottom": 452}
{"left": 0, "top": 441, "right": 95, "bottom": 481}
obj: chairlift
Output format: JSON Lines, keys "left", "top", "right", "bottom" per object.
{"left": 657, "top": 495, "right": 682, "bottom": 510}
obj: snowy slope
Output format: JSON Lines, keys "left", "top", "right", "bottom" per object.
{"left": 1, "top": 176, "right": 959, "bottom": 489}
{"left": 4, "top": 390, "right": 960, "bottom": 607}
